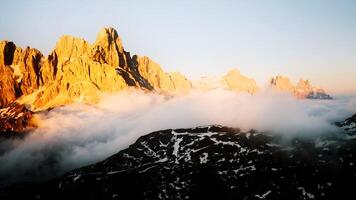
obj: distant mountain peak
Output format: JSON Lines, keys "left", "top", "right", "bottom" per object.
{"left": 270, "top": 75, "right": 332, "bottom": 99}
{"left": 193, "top": 68, "right": 259, "bottom": 94}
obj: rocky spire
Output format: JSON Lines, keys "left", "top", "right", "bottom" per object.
{"left": 0, "top": 41, "right": 18, "bottom": 108}
{"left": 91, "top": 27, "right": 126, "bottom": 67}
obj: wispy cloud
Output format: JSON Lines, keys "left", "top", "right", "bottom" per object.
{"left": 0, "top": 89, "right": 355, "bottom": 185}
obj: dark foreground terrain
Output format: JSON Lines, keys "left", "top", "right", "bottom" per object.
{"left": 1, "top": 121, "right": 356, "bottom": 200}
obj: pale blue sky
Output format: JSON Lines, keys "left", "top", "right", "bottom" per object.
{"left": 1, "top": 0, "right": 356, "bottom": 94}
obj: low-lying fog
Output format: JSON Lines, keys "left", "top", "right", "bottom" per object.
{"left": 0, "top": 89, "right": 355, "bottom": 186}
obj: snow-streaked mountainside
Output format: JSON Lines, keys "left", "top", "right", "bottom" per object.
{"left": 1, "top": 125, "right": 356, "bottom": 200}
{"left": 336, "top": 114, "right": 356, "bottom": 135}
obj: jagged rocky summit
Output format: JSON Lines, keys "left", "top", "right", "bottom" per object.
{"left": 0, "top": 27, "right": 334, "bottom": 135}
{"left": 0, "top": 27, "right": 192, "bottom": 112}
{"left": 1, "top": 125, "right": 355, "bottom": 200}
{"left": 0, "top": 27, "right": 194, "bottom": 135}
{"left": 270, "top": 75, "right": 332, "bottom": 99}
{"left": 0, "top": 27, "right": 333, "bottom": 112}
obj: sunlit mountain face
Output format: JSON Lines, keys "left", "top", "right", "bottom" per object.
{"left": 1, "top": 1, "right": 356, "bottom": 199}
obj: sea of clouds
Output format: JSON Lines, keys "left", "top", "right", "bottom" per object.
{"left": 0, "top": 89, "right": 355, "bottom": 185}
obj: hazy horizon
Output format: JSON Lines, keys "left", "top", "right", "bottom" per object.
{"left": 1, "top": 0, "right": 355, "bottom": 94}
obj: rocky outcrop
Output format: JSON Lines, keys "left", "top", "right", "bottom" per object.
{"left": 135, "top": 56, "right": 192, "bottom": 94}
{"left": 0, "top": 41, "right": 19, "bottom": 108}
{"left": 0, "top": 103, "right": 37, "bottom": 137}
{"left": 91, "top": 27, "right": 125, "bottom": 68}
{"left": 0, "top": 41, "right": 46, "bottom": 108}
{"left": 270, "top": 75, "right": 332, "bottom": 99}
{"left": 193, "top": 69, "right": 259, "bottom": 94}
{"left": 17, "top": 47, "right": 44, "bottom": 95}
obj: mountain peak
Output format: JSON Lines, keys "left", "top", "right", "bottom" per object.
{"left": 222, "top": 69, "right": 259, "bottom": 94}
{"left": 0, "top": 40, "right": 16, "bottom": 66}
{"left": 91, "top": 27, "right": 125, "bottom": 67}
{"left": 270, "top": 75, "right": 294, "bottom": 92}
{"left": 95, "top": 27, "right": 123, "bottom": 49}
{"left": 54, "top": 35, "right": 90, "bottom": 61}
{"left": 271, "top": 75, "right": 332, "bottom": 99}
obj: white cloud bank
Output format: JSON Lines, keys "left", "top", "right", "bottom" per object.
{"left": 0, "top": 89, "right": 355, "bottom": 185}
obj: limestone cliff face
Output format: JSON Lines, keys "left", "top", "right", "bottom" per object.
{"left": 17, "top": 47, "right": 44, "bottom": 95}
{"left": 0, "top": 27, "right": 193, "bottom": 112}
{"left": 135, "top": 56, "right": 192, "bottom": 94}
{"left": 0, "top": 41, "right": 44, "bottom": 107}
{"left": 270, "top": 76, "right": 332, "bottom": 99}
{"left": 91, "top": 27, "right": 125, "bottom": 68}
{"left": 221, "top": 69, "right": 259, "bottom": 94}
{"left": 0, "top": 41, "right": 18, "bottom": 108}
{"left": 0, "top": 27, "right": 195, "bottom": 134}
{"left": 54, "top": 35, "right": 90, "bottom": 62}
{"left": 168, "top": 72, "right": 192, "bottom": 94}
{"left": 27, "top": 29, "right": 135, "bottom": 110}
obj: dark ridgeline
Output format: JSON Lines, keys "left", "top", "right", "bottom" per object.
{"left": 1, "top": 125, "right": 356, "bottom": 200}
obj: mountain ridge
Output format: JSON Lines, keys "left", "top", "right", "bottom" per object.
{"left": 270, "top": 75, "right": 332, "bottom": 99}
{"left": 0, "top": 27, "right": 332, "bottom": 135}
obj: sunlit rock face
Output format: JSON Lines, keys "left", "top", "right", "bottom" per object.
{"left": 193, "top": 69, "right": 259, "bottom": 94}
{"left": 0, "top": 41, "right": 45, "bottom": 108}
{"left": 91, "top": 27, "right": 126, "bottom": 68}
{"left": 0, "top": 27, "right": 194, "bottom": 133}
{"left": 27, "top": 28, "right": 134, "bottom": 110}
{"left": 135, "top": 56, "right": 192, "bottom": 94}
{"left": 0, "top": 27, "right": 334, "bottom": 134}
{"left": 0, "top": 41, "right": 18, "bottom": 108}
{"left": 270, "top": 76, "right": 332, "bottom": 99}
{"left": 0, "top": 27, "right": 193, "bottom": 112}
{"left": 221, "top": 69, "right": 259, "bottom": 94}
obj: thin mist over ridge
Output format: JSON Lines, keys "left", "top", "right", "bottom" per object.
{"left": 0, "top": 89, "right": 355, "bottom": 185}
